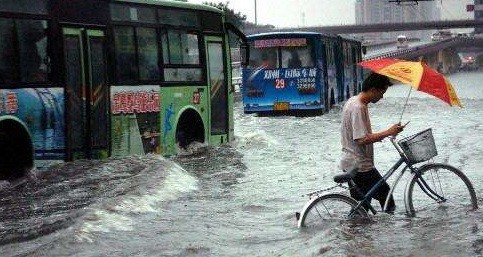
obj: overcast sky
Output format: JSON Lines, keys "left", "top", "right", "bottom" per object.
{"left": 188, "top": 0, "right": 474, "bottom": 27}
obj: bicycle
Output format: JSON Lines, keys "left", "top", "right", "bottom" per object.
{"left": 296, "top": 128, "right": 479, "bottom": 228}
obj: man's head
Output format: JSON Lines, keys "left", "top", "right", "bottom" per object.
{"left": 361, "top": 72, "right": 393, "bottom": 103}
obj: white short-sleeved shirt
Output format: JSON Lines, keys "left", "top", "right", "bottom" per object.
{"left": 340, "top": 95, "right": 374, "bottom": 172}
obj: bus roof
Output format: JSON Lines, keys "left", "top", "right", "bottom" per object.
{"left": 245, "top": 32, "right": 359, "bottom": 44}
{"left": 248, "top": 31, "right": 321, "bottom": 37}
{"left": 247, "top": 31, "right": 338, "bottom": 40}
{"left": 112, "top": 0, "right": 223, "bottom": 14}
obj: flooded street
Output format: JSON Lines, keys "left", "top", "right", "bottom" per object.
{"left": 1, "top": 71, "right": 483, "bottom": 257}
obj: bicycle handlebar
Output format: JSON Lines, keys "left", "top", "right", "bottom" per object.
{"left": 388, "top": 135, "right": 410, "bottom": 162}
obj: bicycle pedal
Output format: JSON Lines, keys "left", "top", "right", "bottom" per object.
{"left": 295, "top": 212, "right": 300, "bottom": 220}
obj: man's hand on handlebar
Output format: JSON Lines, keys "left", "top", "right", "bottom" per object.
{"left": 388, "top": 121, "right": 409, "bottom": 137}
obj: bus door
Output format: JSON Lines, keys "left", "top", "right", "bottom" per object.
{"left": 205, "top": 36, "right": 231, "bottom": 144}
{"left": 62, "top": 27, "right": 108, "bottom": 160}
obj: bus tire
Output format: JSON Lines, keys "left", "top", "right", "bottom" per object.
{"left": 0, "top": 118, "right": 33, "bottom": 181}
{"left": 175, "top": 108, "right": 205, "bottom": 149}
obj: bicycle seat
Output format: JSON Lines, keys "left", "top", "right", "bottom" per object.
{"left": 333, "top": 167, "right": 358, "bottom": 183}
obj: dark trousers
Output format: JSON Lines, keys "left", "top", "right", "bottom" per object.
{"left": 349, "top": 168, "right": 396, "bottom": 212}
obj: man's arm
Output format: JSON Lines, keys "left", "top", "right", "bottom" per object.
{"left": 356, "top": 123, "right": 405, "bottom": 145}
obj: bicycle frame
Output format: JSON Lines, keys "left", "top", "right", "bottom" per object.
{"left": 349, "top": 156, "right": 406, "bottom": 215}
{"left": 351, "top": 136, "right": 447, "bottom": 214}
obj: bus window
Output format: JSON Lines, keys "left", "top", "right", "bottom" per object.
{"left": 248, "top": 47, "right": 278, "bottom": 69}
{"left": 113, "top": 26, "right": 137, "bottom": 82}
{"left": 0, "top": 18, "right": 17, "bottom": 84}
{"left": 161, "top": 30, "right": 202, "bottom": 81}
{"left": 282, "top": 46, "right": 314, "bottom": 68}
{"left": 137, "top": 27, "right": 160, "bottom": 80}
{"left": 111, "top": 4, "right": 156, "bottom": 23}
{"left": 18, "top": 19, "right": 49, "bottom": 83}
{"left": 0, "top": 0, "right": 48, "bottom": 14}
{"left": 287, "top": 51, "right": 301, "bottom": 68}
{"left": 158, "top": 9, "right": 200, "bottom": 27}
{"left": 162, "top": 31, "right": 200, "bottom": 65}
{"left": 0, "top": 18, "right": 49, "bottom": 84}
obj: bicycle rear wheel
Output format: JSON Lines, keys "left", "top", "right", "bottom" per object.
{"left": 298, "top": 193, "right": 368, "bottom": 228}
{"left": 405, "top": 163, "right": 478, "bottom": 217}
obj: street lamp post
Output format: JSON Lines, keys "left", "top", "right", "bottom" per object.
{"left": 254, "top": 0, "right": 257, "bottom": 25}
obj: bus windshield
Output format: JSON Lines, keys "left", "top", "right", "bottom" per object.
{"left": 241, "top": 33, "right": 364, "bottom": 115}
{"left": 248, "top": 37, "right": 314, "bottom": 69}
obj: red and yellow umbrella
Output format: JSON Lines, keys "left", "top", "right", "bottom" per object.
{"left": 359, "top": 58, "right": 462, "bottom": 107}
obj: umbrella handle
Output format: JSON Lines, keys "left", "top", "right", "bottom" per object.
{"left": 399, "top": 87, "right": 412, "bottom": 123}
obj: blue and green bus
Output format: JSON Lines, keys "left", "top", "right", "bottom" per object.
{"left": 241, "top": 32, "right": 363, "bottom": 114}
{"left": 0, "top": 0, "right": 246, "bottom": 180}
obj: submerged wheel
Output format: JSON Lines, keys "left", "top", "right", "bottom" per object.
{"left": 405, "top": 163, "right": 478, "bottom": 217}
{"left": 176, "top": 109, "right": 205, "bottom": 148}
{"left": 298, "top": 193, "right": 368, "bottom": 228}
{"left": 0, "top": 118, "right": 33, "bottom": 180}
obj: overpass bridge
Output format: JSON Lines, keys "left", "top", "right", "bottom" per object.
{"left": 244, "top": 19, "right": 483, "bottom": 35}
{"left": 243, "top": 19, "right": 483, "bottom": 73}
{"left": 363, "top": 36, "right": 483, "bottom": 73}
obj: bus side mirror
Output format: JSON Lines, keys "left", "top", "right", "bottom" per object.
{"left": 362, "top": 46, "right": 367, "bottom": 55}
{"left": 240, "top": 43, "right": 249, "bottom": 67}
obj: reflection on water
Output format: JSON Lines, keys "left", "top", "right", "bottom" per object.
{"left": 0, "top": 72, "right": 483, "bottom": 256}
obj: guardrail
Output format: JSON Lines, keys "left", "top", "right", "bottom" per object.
{"left": 363, "top": 37, "right": 482, "bottom": 61}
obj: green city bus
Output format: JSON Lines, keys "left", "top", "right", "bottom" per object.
{"left": 0, "top": 0, "right": 246, "bottom": 180}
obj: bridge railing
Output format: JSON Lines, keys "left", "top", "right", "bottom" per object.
{"left": 362, "top": 37, "right": 478, "bottom": 61}
{"left": 362, "top": 36, "right": 483, "bottom": 73}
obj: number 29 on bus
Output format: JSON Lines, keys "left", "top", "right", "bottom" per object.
{"left": 275, "top": 78, "right": 285, "bottom": 89}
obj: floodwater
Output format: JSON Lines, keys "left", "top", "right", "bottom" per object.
{"left": 1, "top": 71, "right": 483, "bottom": 257}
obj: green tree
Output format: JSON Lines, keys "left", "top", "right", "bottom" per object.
{"left": 202, "top": 2, "right": 246, "bottom": 28}
{"left": 202, "top": 2, "right": 275, "bottom": 39}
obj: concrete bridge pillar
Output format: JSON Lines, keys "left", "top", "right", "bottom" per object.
{"left": 421, "top": 53, "right": 439, "bottom": 69}
{"left": 437, "top": 50, "right": 445, "bottom": 72}
{"left": 439, "top": 48, "right": 461, "bottom": 74}
{"left": 418, "top": 49, "right": 460, "bottom": 74}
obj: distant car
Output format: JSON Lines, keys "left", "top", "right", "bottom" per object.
{"left": 459, "top": 54, "right": 479, "bottom": 71}
{"left": 432, "top": 30, "right": 452, "bottom": 41}
{"left": 396, "top": 35, "right": 408, "bottom": 48}
{"left": 431, "top": 32, "right": 441, "bottom": 41}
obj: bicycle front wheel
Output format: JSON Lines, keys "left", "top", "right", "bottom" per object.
{"left": 405, "top": 163, "right": 478, "bottom": 217}
{"left": 298, "top": 193, "right": 368, "bottom": 228}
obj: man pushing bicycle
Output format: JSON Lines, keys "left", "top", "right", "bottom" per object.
{"left": 340, "top": 72, "right": 406, "bottom": 213}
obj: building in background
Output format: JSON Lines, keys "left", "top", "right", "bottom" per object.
{"left": 355, "top": 0, "right": 441, "bottom": 41}
{"left": 474, "top": 0, "right": 483, "bottom": 34}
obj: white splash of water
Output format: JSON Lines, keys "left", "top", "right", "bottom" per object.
{"left": 234, "top": 129, "right": 280, "bottom": 148}
{"left": 177, "top": 141, "right": 209, "bottom": 156}
{"left": 75, "top": 209, "right": 134, "bottom": 243}
{"left": 112, "top": 159, "right": 198, "bottom": 213}
{"left": 76, "top": 156, "right": 198, "bottom": 242}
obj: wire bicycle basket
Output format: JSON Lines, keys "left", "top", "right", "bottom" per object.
{"left": 398, "top": 128, "right": 437, "bottom": 164}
